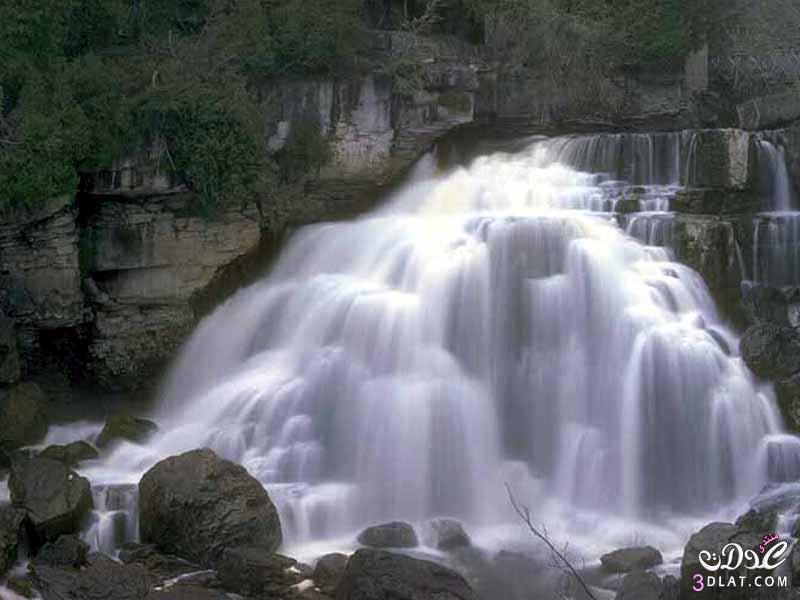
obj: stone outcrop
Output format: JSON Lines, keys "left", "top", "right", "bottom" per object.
{"left": 81, "top": 194, "right": 261, "bottom": 389}
{"left": 684, "top": 129, "right": 753, "bottom": 190}
{"left": 9, "top": 457, "right": 93, "bottom": 544}
{"left": 0, "top": 505, "right": 25, "bottom": 576}
{"left": 0, "top": 195, "right": 84, "bottom": 362}
{"left": 426, "top": 518, "right": 471, "bottom": 551}
{"left": 600, "top": 546, "right": 663, "bottom": 574}
{"left": 216, "top": 546, "right": 306, "bottom": 597}
{"left": 738, "top": 92, "right": 800, "bottom": 130}
{"left": 38, "top": 441, "right": 99, "bottom": 465}
{"left": 96, "top": 414, "right": 158, "bottom": 448}
{"left": 138, "top": 448, "right": 282, "bottom": 567}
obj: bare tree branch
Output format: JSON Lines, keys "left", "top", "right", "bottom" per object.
{"left": 505, "top": 483, "right": 598, "bottom": 600}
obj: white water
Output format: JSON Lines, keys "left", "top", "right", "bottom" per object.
{"left": 15, "top": 135, "right": 797, "bottom": 579}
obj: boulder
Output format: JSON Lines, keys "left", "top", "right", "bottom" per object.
{"left": 138, "top": 448, "right": 282, "bottom": 567}
{"left": 38, "top": 441, "right": 99, "bottom": 466}
{"left": 96, "top": 414, "right": 158, "bottom": 448}
{"left": 427, "top": 518, "right": 471, "bottom": 551}
{"left": 741, "top": 323, "right": 800, "bottom": 380}
{"left": 0, "top": 313, "right": 20, "bottom": 384}
{"left": 335, "top": 549, "right": 480, "bottom": 600}
{"left": 217, "top": 546, "right": 304, "bottom": 597}
{"left": 118, "top": 543, "right": 203, "bottom": 581}
{"left": 0, "top": 383, "right": 49, "bottom": 450}
{"left": 617, "top": 570, "right": 664, "bottom": 600}
{"left": 313, "top": 553, "right": 349, "bottom": 594}
{"left": 9, "top": 457, "right": 93, "bottom": 543}
{"left": 34, "top": 534, "right": 89, "bottom": 568}
{"left": 0, "top": 504, "right": 25, "bottom": 575}
{"left": 357, "top": 522, "right": 418, "bottom": 548}
{"left": 31, "top": 552, "right": 157, "bottom": 600}
{"left": 600, "top": 546, "right": 663, "bottom": 573}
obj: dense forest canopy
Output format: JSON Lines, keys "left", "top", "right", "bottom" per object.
{"left": 0, "top": 0, "right": 709, "bottom": 211}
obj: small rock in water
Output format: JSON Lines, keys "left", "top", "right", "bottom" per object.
{"left": 139, "top": 448, "right": 282, "bottom": 567}
{"left": 33, "top": 534, "right": 89, "bottom": 568}
{"left": 357, "top": 521, "right": 418, "bottom": 548}
{"left": 426, "top": 518, "right": 471, "bottom": 551}
{"left": 600, "top": 546, "right": 663, "bottom": 573}
{"left": 96, "top": 414, "right": 158, "bottom": 448}
{"left": 0, "top": 504, "right": 25, "bottom": 576}
{"left": 735, "top": 507, "right": 778, "bottom": 533}
{"left": 9, "top": 457, "right": 93, "bottom": 544}
{"left": 616, "top": 570, "right": 663, "bottom": 600}
{"left": 313, "top": 552, "right": 348, "bottom": 593}
{"left": 38, "top": 441, "right": 99, "bottom": 466}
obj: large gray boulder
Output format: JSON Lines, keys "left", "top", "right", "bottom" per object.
{"left": 335, "top": 549, "right": 480, "bottom": 600}
{"left": 138, "top": 448, "right": 282, "bottom": 567}
{"left": 0, "top": 382, "right": 49, "bottom": 450}
{"left": 600, "top": 546, "right": 662, "bottom": 573}
{"left": 9, "top": 457, "right": 93, "bottom": 543}
{"left": 357, "top": 522, "right": 418, "bottom": 548}
{"left": 0, "top": 314, "right": 20, "bottom": 384}
{"left": 0, "top": 504, "right": 25, "bottom": 575}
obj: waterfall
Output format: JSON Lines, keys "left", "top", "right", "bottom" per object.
{"left": 757, "top": 140, "right": 794, "bottom": 213}
{"left": 65, "top": 135, "right": 793, "bottom": 564}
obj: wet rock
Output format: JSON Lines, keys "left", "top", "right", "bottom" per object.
{"left": 217, "top": 546, "right": 303, "bottom": 597}
{"left": 313, "top": 553, "right": 349, "bottom": 594}
{"left": 0, "top": 383, "right": 49, "bottom": 450}
{"left": 31, "top": 552, "right": 158, "bottom": 600}
{"left": 616, "top": 570, "right": 663, "bottom": 600}
{"left": 335, "top": 549, "right": 479, "bottom": 600}
{"left": 601, "top": 546, "right": 663, "bottom": 573}
{"left": 736, "top": 507, "right": 779, "bottom": 533}
{"left": 139, "top": 448, "right": 282, "bottom": 567}
{"left": 776, "top": 375, "right": 800, "bottom": 432}
{"left": 38, "top": 441, "right": 99, "bottom": 466}
{"left": 741, "top": 323, "right": 800, "bottom": 380}
{"left": 34, "top": 534, "right": 89, "bottom": 568}
{"left": 357, "top": 522, "right": 418, "bottom": 548}
{"left": 118, "top": 543, "right": 204, "bottom": 581}
{"left": 428, "top": 518, "right": 471, "bottom": 551}
{"left": 0, "top": 504, "right": 25, "bottom": 575}
{"left": 683, "top": 129, "right": 753, "bottom": 190}
{"left": 96, "top": 414, "right": 158, "bottom": 448}
{"left": 672, "top": 189, "right": 759, "bottom": 215}
{"left": 9, "top": 457, "right": 93, "bottom": 544}
{"left": 0, "top": 313, "right": 20, "bottom": 384}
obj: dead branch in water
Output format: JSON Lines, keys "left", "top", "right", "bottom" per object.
{"left": 505, "top": 483, "right": 598, "bottom": 600}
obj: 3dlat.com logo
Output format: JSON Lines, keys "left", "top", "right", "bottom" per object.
{"left": 691, "top": 533, "right": 790, "bottom": 593}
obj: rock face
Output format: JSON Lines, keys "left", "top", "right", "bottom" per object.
{"left": 671, "top": 189, "right": 759, "bottom": 215}
{"left": 600, "top": 546, "right": 663, "bottom": 573}
{"left": 314, "top": 553, "right": 349, "bottom": 594}
{"left": 684, "top": 129, "right": 753, "bottom": 190}
{"left": 335, "top": 549, "right": 480, "bottom": 600}
{"left": 738, "top": 91, "right": 800, "bottom": 130}
{"left": 35, "top": 534, "right": 90, "bottom": 568}
{"left": 741, "top": 323, "right": 800, "bottom": 379}
{"left": 9, "top": 457, "right": 93, "bottom": 543}
{"left": 81, "top": 195, "right": 262, "bottom": 390}
{"left": 357, "top": 522, "right": 418, "bottom": 548}
{"left": 0, "top": 505, "right": 25, "bottom": 575}
{"left": 138, "top": 448, "right": 282, "bottom": 567}
{"left": 0, "top": 313, "right": 21, "bottom": 384}
{"left": 96, "top": 414, "right": 158, "bottom": 447}
{"left": 0, "top": 382, "right": 49, "bottom": 450}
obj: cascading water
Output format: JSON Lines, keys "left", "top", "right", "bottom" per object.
{"left": 9, "top": 134, "right": 795, "bottom": 588}
{"left": 752, "top": 139, "right": 800, "bottom": 286}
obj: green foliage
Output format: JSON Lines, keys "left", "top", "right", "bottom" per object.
{"left": 1, "top": 0, "right": 363, "bottom": 211}
{"left": 275, "top": 115, "right": 331, "bottom": 183}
